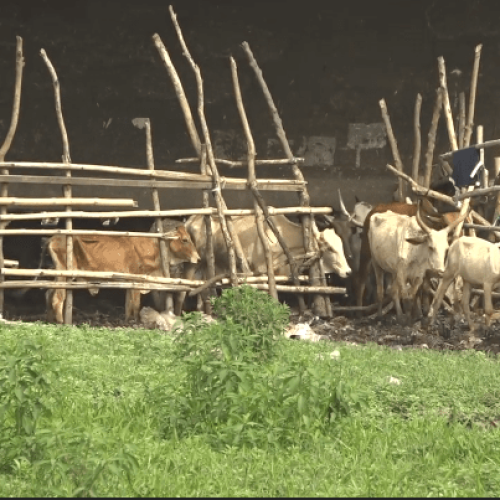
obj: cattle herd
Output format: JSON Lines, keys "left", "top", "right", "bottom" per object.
{"left": 5, "top": 183, "right": 500, "bottom": 334}
{"left": 318, "top": 189, "right": 500, "bottom": 332}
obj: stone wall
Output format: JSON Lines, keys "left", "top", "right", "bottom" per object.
{"left": 0, "top": 0, "right": 499, "bottom": 210}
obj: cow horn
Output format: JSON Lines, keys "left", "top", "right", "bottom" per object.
{"left": 338, "top": 189, "right": 350, "bottom": 217}
{"left": 421, "top": 197, "right": 439, "bottom": 215}
{"left": 446, "top": 208, "right": 470, "bottom": 233}
{"left": 424, "top": 214, "right": 444, "bottom": 223}
{"left": 416, "top": 201, "right": 432, "bottom": 234}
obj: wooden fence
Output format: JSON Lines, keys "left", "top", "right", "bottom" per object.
{"left": 0, "top": 10, "right": 347, "bottom": 325}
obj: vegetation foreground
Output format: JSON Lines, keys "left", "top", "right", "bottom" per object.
{"left": 1, "top": 286, "right": 500, "bottom": 497}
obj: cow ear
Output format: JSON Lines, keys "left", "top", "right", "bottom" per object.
{"left": 406, "top": 235, "right": 428, "bottom": 245}
{"left": 355, "top": 195, "right": 361, "bottom": 203}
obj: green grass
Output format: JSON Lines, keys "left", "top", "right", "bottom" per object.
{"left": 1, "top": 312, "right": 500, "bottom": 496}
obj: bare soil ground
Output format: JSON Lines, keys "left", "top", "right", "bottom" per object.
{"left": 289, "top": 309, "right": 500, "bottom": 355}
{"left": 4, "top": 289, "right": 500, "bottom": 356}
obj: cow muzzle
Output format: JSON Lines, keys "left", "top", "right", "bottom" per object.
{"left": 337, "top": 267, "right": 351, "bottom": 279}
{"left": 190, "top": 249, "right": 201, "bottom": 263}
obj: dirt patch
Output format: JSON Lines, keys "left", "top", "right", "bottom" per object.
{"left": 4, "top": 290, "right": 500, "bottom": 355}
{"left": 288, "top": 309, "right": 500, "bottom": 355}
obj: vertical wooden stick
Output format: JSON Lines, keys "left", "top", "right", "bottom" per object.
{"left": 0, "top": 37, "right": 24, "bottom": 318}
{"left": 437, "top": 56, "right": 458, "bottom": 151}
{"left": 41, "top": 48, "right": 73, "bottom": 325}
{"left": 242, "top": 41, "right": 317, "bottom": 315}
{"left": 458, "top": 92, "right": 466, "bottom": 149}
{"left": 145, "top": 119, "right": 173, "bottom": 313}
{"left": 167, "top": 7, "right": 250, "bottom": 282}
{"left": 200, "top": 145, "right": 215, "bottom": 314}
{"left": 152, "top": 34, "right": 201, "bottom": 155}
{"left": 479, "top": 125, "right": 489, "bottom": 190}
{"left": 379, "top": 99, "right": 405, "bottom": 201}
{"left": 423, "top": 88, "right": 443, "bottom": 188}
{"left": 230, "top": 56, "right": 301, "bottom": 301}
{"left": 494, "top": 157, "right": 500, "bottom": 225}
{"left": 412, "top": 93, "right": 422, "bottom": 187}
{"left": 454, "top": 126, "right": 482, "bottom": 240}
{"left": 464, "top": 44, "right": 483, "bottom": 148}
{"left": 230, "top": 57, "right": 277, "bottom": 300}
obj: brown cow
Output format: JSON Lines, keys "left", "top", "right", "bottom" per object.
{"left": 46, "top": 225, "right": 200, "bottom": 323}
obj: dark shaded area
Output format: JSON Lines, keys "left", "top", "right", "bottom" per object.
{"left": 0, "top": 0, "right": 499, "bottom": 210}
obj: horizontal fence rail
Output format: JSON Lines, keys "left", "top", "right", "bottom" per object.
{"left": 0, "top": 174, "right": 306, "bottom": 191}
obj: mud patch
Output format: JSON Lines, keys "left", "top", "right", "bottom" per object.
{"left": 288, "top": 309, "right": 500, "bottom": 355}
{"left": 4, "top": 289, "right": 500, "bottom": 355}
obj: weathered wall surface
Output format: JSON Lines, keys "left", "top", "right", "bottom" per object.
{"left": 0, "top": 0, "right": 500, "bottom": 211}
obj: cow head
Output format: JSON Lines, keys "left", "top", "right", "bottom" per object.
{"left": 315, "top": 227, "right": 352, "bottom": 278}
{"left": 351, "top": 196, "right": 372, "bottom": 227}
{"left": 318, "top": 191, "right": 372, "bottom": 269}
{"left": 168, "top": 226, "right": 201, "bottom": 265}
{"left": 405, "top": 202, "right": 468, "bottom": 273}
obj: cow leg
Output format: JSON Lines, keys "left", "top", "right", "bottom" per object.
{"left": 461, "top": 280, "right": 474, "bottom": 330}
{"left": 356, "top": 258, "right": 371, "bottom": 307}
{"left": 404, "top": 278, "right": 422, "bottom": 324}
{"left": 196, "top": 293, "right": 204, "bottom": 311}
{"left": 483, "top": 282, "right": 499, "bottom": 327}
{"left": 428, "top": 273, "right": 455, "bottom": 327}
{"left": 125, "top": 289, "right": 141, "bottom": 321}
{"left": 450, "top": 276, "right": 464, "bottom": 315}
{"left": 372, "top": 262, "right": 386, "bottom": 317}
{"left": 394, "top": 264, "right": 409, "bottom": 325}
{"left": 409, "top": 278, "right": 424, "bottom": 323}
{"left": 421, "top": 272, "right": 433, "bottom": 318}
{"left": 390, "top": 274, "right": 405, "bottom": 324}
{"left": 152, "top": 290, "right": 166, "bottom": 312}
{"left": 175, "top": 263, "right": 198, "bottom": 316}
{"left": 47, "top": 287, "right": 65, "bottom": 324}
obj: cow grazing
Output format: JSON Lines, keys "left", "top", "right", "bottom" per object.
{"left": 366, "top": 204, "right": 467, "bottom": 324}
{"left": 174, "top": 212, "right": 351, "bottom": 314}
{"left": 427, "top": 237, "right": 500, "bottom": 330}
{"left": 45, "top": 225, "right": 200, "bottom": 323}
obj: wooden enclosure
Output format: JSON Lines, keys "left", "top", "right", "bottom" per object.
{"left": 0, "top": 10, "right": 348, "bottom": 325}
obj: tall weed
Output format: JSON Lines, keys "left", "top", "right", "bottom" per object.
{"left": 159, "top": 285, "right": 358, "bottom": 449}
{"left": 0, "top": 341, "right": 52, "bottom": 469}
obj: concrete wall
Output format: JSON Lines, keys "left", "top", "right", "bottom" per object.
{"left": 1, "top": 0, "right": 500, "bottom": 212}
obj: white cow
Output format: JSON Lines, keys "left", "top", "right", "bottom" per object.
{"left": 170, "top": 213, "right": 351, "bottom": 314}
{"left": 368, "top": 206, "right": 466, "bottom": 323}
{"left": 428, "top": 236, "right": 500, "bottom": 330}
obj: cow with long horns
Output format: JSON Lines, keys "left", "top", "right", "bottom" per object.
{"left": 315, "top": 190, "right": 372, "bottom": 304}
{"left": 366, "top": 202, "right": 468, "bottom": 324}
